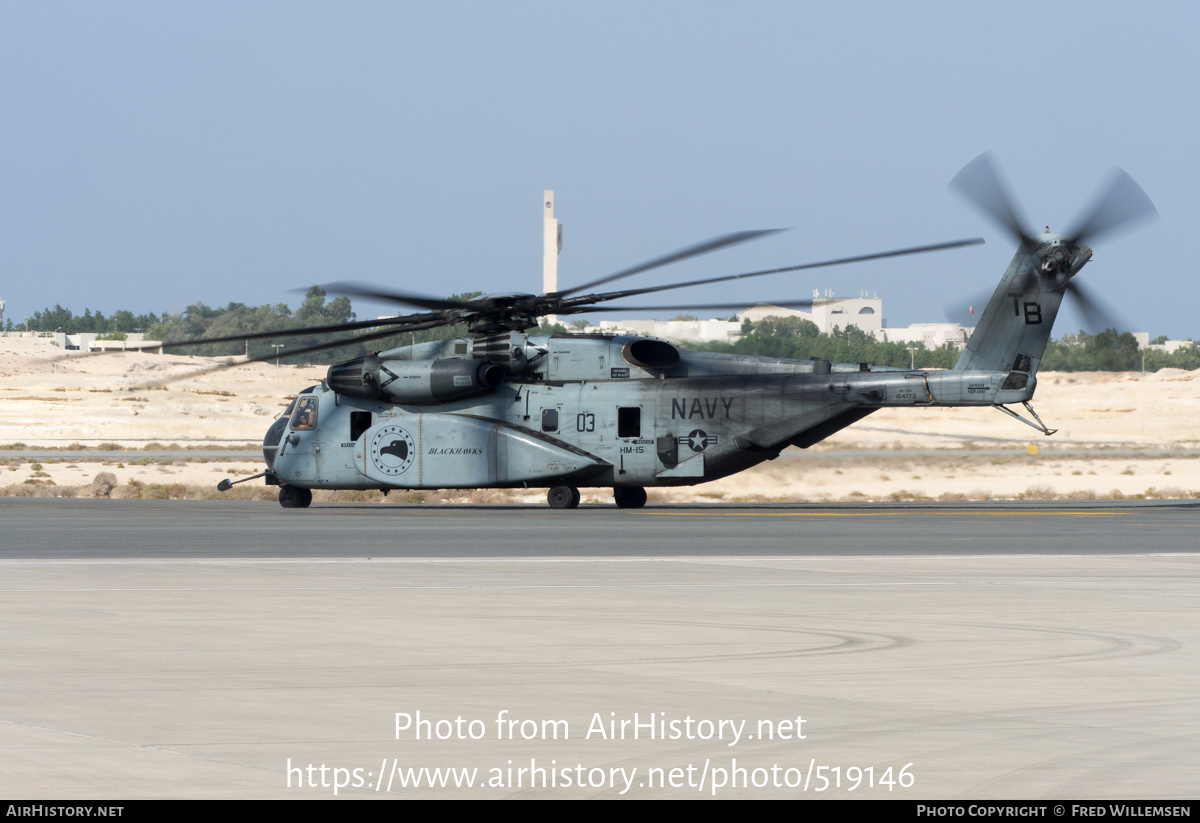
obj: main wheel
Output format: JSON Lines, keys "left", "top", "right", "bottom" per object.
{"left": 279, "top": 486, "right": 312, "bottom": 509}
{"left": 547, "top": 485, "right": 579, "bottom": 509}
{"left": 613, "top": 486, "right": 647, "bottom": 509}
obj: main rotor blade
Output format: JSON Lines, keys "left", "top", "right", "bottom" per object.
{"left": 44, "top": 311, "right": 440, "bottom": 367}
{"left": 1065, "top": 167, "right": 1158, "bottom": 247}
{"left": 563, "top": 238, "right": 984, "bottom": 307}
{"left": 135, "top": 320, "right": 448, "bottom": 386}
{"left": 571, "top": 299, "right": 818, "bottom": 314}
{"left": 1065, "top": 279, "right": 1129, "bottom": 335}
{"left": 242, "top": 319, "right": 448, "bottom": 362}
{"left": 159, "top": 312, "right": 437, "bottom": 349}
{"left": 558, "top": 229, "right": 785, "bottom": 297}
{"left": 950, "top": 153, "right": 1037, "bottom": 248}
{"left": 318, "top": 282, "right": 480, "bottom": 312}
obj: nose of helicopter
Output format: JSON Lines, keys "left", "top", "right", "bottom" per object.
{"left": 262, "top": 416, "right": 288, "bottom": 471}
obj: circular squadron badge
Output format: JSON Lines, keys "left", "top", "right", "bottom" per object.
{"left": 370, "top": 425, "right": 417, "bottom": 476}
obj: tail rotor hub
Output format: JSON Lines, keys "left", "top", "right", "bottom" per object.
{"left": 1039, "top": 244, "right": 1071, "bottom": 276}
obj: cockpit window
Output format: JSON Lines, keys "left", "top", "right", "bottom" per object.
{"left": 279, "top": 397, "right": 298, "bottom": 420}
{"left": 291, "top": 396, "right": 319, "bottom": 431}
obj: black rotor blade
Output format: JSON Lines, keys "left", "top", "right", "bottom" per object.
{"left": 239, "top": 319, "right": 447, "bottom": 362}
{"left": 570, "top": 299, "right": 818, "bottom": 314}
{"left": 159, "top": 311, "right": 438, "bottom": 349}
{"left": 563, "top": 238, "right": 984, "bottom": 308}
{"left": 136, "top": 320, "right": 449, "bottom": 385}
{"left": 1065, "top": 279, "right": 1129, "bottom": 335}
{"left": 950, "top": 153, "right": 1037, "bottom": 248}
{"left": 558, "top": 229, "right": 785, "bottom": 297}
{"left": 1064, "top": 167, "right": 1158, "bottom": 247}
{"left": 45, "top": 311, "right": 439, "bottom": 365}
{"left": 317, "top": 282, "right": 481, "bottom": 312}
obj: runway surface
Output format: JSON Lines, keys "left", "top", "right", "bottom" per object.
{"left": 1, "top": 499, "right": 1198, "bottom": 799}
{"left": 2, "top": 498, "right": 1198, "bottom": 558}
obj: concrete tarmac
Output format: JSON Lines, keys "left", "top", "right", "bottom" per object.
{"left": 1, "top": 499, "right": 1198, "bottom": 798}
{"left": 2, "top": 497, "right": 1198, "bottom": 558}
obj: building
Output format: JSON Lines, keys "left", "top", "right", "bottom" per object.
{"left": 589, "top": 317, "right": 742, "bottom": 344}
{"left": 1145, "top": 338, "right": 1194, "bottom": 355}
{"left": 53, "top": 332, "right": 162, "bottom": 352}
{"left": 587, "top": 289, "right": 971, "bottom": 349}
{"left": 739, "top": 290, "right": 884, "bottom": 336}
{"left": 875, "top": 323, "right": 971, "bottom": 349}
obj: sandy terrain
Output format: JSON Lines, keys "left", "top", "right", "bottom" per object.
{"left": 0, "top": 335, "right": 326, "bottom": 446}
{"left": 2, "top": 335, "right": 1197, "bottom": 502}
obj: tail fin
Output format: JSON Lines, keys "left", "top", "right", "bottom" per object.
{"left": 953, "top": 241, "right": 1087, "bottom": 374}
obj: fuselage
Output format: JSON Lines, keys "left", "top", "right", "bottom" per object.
{"left": 265, "top": 333, "right": 1034, "bottom": 492}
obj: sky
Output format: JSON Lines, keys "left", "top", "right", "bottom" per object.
{"left": 1, "top": 2, "right": 1196, "bottom": 338}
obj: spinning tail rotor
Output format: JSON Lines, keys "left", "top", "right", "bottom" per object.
{"left": 950, "top": 153, "right": 1156, "bottom": 375}
{"left": 950, "top": 152, "right": 1156, "bottom": 334}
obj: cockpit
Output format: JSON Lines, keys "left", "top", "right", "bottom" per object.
{"left": 291, "top": 396, "right": 319, "bottom": 431}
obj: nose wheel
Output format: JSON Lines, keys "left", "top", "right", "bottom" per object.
{"left": 547, "top": 484, "right": 581, "bottom": 509}
{"left": 279, "top": 485, "right": 313, "bottom": 509}
{"left": 613, "top": 486, "right": 647, "bottom": 509}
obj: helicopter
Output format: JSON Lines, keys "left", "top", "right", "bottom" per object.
{"left": 197, "top": 155, "right": 1154, "bottom": 509}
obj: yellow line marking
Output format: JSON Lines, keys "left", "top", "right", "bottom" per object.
{"left": 648, "top": 510, "right": 1120, "bottom": 518}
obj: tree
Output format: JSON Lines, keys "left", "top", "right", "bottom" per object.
{"left": 1041, "top": 330, "right": 1140, "bottom": 371}
{"left": 689, "top": 315, "right": 960, "bottom": 369}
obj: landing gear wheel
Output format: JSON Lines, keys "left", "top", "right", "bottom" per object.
{"left": 613, "top": 486, "right": 647, "bottom": 509}
{"left": 547, "top": 485, "right": 580, "bottom": 509}
{"left": 279, "top": 486, "right": 312, "bottom": 509}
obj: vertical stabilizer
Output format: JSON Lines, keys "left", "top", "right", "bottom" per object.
{"left": 954, "top": 238, "right": 1088, "bottom": 374}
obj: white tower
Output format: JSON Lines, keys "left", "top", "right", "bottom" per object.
{"left": 542, "top": 190, "right": 562, "bottom": 324}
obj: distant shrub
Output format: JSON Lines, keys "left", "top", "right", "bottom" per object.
{"left": 90, "top": 472, "right": 118, "bottom": 498}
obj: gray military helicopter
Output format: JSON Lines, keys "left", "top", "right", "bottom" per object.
{"left": 202, "top": 155, "right": 1154, "bottom": 509}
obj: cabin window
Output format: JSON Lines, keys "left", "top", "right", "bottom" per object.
{"left": 541, "top": 408, "right": 559, "bottom": 432}
{"left": 291, "top": 396, "right": 319, "bottom": 431}
{"left": 617, "top": 407, "right": 641, "bottom": 438}
{"left": 350, "top": 411, "right": 372, "bottom": 442}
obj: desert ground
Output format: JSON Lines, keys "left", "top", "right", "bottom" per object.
{"left": 1, "top": 335, "right": 1197, "bottom": 503}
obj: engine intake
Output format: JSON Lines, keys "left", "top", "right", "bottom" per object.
{"left": 622, "top": 338, "right": 680, "bottom": 371}
{"left": 327, "top": 356, "right": 504, "bottom": 405}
